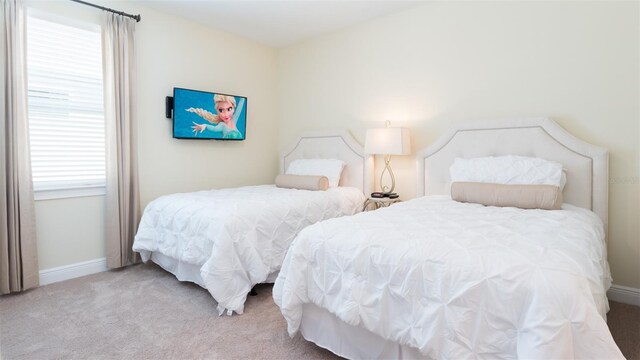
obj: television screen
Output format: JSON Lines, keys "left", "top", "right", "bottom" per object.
{"left": 173, "top": 87, "right": 247, "bottom": 140}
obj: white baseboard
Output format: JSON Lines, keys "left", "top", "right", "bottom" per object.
{"left": 39, "top": 258, "right": 108, "bottom": 286}
{"left": 607, "top": 284, "right": 640, "bottom": 307}
{"left": 36, "top": 259, "right": 639, "bottom": 307}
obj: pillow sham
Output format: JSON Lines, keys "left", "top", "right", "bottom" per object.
{"left": 449, "top": 155, "right": 566, "bottom": 189}
{"left": 286, "top": 159, "right": 346, "bottom": 188}
{"left": 451, "top": 182, "right": 563, "bottom": 210}
{"left": 275, "top": 174, "right": 329, "bottom": 191}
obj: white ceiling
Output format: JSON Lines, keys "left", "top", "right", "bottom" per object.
{"left": 130, "top": 1, "right": 423, "bottom": 48}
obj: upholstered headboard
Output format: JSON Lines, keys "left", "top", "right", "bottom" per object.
{"left": 281, "top": 130, "right": 374, "bottom": 194}
{"left": 416, "top": 118, "right": 608, "bottom": 231}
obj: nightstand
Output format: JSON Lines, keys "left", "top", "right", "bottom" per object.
{"left": 363, "top": 197, "right": 401, "bottom": 211}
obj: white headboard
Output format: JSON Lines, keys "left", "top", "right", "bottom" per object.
{"left": 281, "top": 130, "right": 374, "bottom": 194}
{"left": 417, "top": 118, "right": 608, "bottom": 232}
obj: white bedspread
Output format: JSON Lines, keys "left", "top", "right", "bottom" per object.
{"left": 274, "top": 196, "right": 623, "bottom": 359}
{"left": 133, "top": 185, "right": 364, "bottom": 315}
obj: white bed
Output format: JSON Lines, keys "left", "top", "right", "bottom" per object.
{"left": 133, "top": 130, "right": 373, "bottom": 315}
{"left": 273, "top": 118, "right": 624, "bottom": 359}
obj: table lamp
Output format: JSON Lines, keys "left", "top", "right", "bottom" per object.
{"left": 364, "top": 123, "right": 411, "bottom": 196}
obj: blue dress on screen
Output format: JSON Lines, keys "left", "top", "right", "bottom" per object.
{"left": 203, "top": 123, "right": 242, "bottom": 139}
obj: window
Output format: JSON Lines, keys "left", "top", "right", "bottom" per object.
{"left": 26, "top": 15, "right": 105, "bottom": 199}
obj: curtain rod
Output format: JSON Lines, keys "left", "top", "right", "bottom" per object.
{"left": 69, "top": 0, "right": 141, "bottom": 22}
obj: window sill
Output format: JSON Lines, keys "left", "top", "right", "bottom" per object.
{"left": 34, "top": 186, "right": 106, "bottom": 201}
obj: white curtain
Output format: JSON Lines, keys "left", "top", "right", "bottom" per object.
{"left": 0, "top": 0, "right": 39, "bottom": 294}
{"left": 102, "top": 13, "right": 140, "bottom": 268}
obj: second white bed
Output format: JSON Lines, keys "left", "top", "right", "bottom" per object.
{"left": 134, "top": 130, "right": 373, "bottom": 315}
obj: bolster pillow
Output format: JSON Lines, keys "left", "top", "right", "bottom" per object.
{"left": 451, "top": 182, "right": 563, "bottom": 210}
{"left": 275, "top": 174, "right": 329, "bottom": 191}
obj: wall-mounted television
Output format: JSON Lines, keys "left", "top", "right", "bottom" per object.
{"left": 172, "top": 87, "right": 247, "bottom": 140}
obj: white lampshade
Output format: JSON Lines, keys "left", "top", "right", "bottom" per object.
{"left": 364, "top": 127, "right": 411, "bottom": 155}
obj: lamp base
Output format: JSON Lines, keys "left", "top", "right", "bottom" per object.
{"left": 380, "top": 155, "right": 396, "bottom": 194}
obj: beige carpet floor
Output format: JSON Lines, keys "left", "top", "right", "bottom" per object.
{"left": 1, "top": 263, "right": 638, "bottom": 359}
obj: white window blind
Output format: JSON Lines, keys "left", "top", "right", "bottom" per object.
{"left": 27, "top": 16, "right": 105, "bottom": 195}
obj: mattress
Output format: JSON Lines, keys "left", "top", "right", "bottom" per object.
{"left": 133, "top": 184, "right": 364, "bottom": 315}
{"left": 274, "top": 196, "right": 623, "bottom": 359}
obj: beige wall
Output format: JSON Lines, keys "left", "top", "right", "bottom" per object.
{"left": 35, "top": 197, "right": 106, "bottom": 269}
{"left": 276, "top": 1, "right": 640, "bottom": 288}
{"left": 27, "top": 0, "right": 279, "bottom": 269}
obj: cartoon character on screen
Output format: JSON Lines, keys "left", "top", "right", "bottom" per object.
{"left": 187, "top": 94, "right": 244, "bottom": 139}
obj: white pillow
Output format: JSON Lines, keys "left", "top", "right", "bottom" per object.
{"left": 450, "top": 155, "right": 566, "bottom": 189}
{"left": 286, "top": 159, "right": 346, "bottom": 188}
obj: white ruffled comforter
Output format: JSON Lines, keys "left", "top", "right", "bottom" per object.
{"left": 274, "top": 196, "right": 623, "bottom": 359}
{"left": 133, "top": 185, "right": 364, "bottom": 315}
